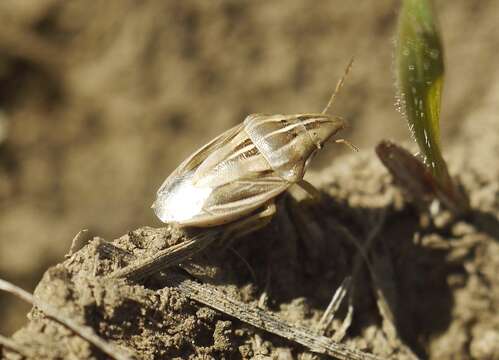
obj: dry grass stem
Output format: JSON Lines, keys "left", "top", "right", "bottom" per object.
{"left": 332, "top": 293, "right": 355, "bottom": 343}
{"left": 317, "top": 276, "right": 352, "bottom": 335}
{"left": 164, "top": 272, "right": 382, "bottom": 360}
{"left": 108, "top": 229, "right": 220, "bottom": 281}
{"left": 336, "top": 211, "right": 420, "bottom": 359}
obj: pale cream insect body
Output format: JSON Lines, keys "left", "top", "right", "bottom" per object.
{"left": 153, "top": 62, "right": 353, "bottom": 228}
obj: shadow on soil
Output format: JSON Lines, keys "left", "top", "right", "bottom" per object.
{"left": 143, "top": 192, "right": 458, "bottom": 358}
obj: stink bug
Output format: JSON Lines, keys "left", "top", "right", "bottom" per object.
{"left": 152, "top": 60, "right": 354, "bottom": 230}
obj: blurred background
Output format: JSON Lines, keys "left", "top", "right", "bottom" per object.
{"left": 0, "top": 0, "right": 497, "bottom": 335}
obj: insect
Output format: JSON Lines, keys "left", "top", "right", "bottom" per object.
{"left": 152, "top": 61, "right": 354, "bottom": 231}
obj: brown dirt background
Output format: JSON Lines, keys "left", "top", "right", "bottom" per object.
{"left": 0, "top": 1, "right": 498, "bottom": 359}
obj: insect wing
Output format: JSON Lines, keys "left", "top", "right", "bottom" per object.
{"left": 153, "top": 123, "right": 290, "bottom": 227}
{"left": 153, "top": 124, "right": 244, "bottom": 225}
{"left": 157, "top": 123, "right": 244, "bottom": 193}
{"left": 200, "top": 172, "right": 289, "bottom": 224}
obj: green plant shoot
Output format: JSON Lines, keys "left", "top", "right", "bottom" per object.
{"left": 396, "top": 0, "right": 451, "bottom": 188}
{"left": 392, "top": 0, "right": 469, "bottom": 215}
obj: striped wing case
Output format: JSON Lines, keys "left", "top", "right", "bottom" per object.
{"left": 152, "top": 123, "right": 289, "bottom": 227}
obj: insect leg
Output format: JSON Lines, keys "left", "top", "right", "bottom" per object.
{"left": 219, "top": 201, "right": 277, "bottom": 244}
{"left": 294, "top": 179, "right": 322, "bottom": 200}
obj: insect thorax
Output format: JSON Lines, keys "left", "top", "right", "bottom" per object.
{"left": 244, "top": 113, "right": 334, "bottom": 182}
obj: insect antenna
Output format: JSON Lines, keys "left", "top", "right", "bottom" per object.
{"left": 322, "top": 57, "right": 355, "bottom": 115}
{"left": 335, "top": 138, "right": 359, "bottom": 152}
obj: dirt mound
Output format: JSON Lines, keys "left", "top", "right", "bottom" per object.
{"left": 4, "top": 127, "right": 499, "bottom": 358}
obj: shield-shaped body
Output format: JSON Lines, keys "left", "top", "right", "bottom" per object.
{"left": 153, "top": 113, "right": 345, "bottom": 227}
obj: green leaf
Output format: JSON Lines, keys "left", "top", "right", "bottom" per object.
{"left": 396, "top": 0, "right": 448, "bottom": 183}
